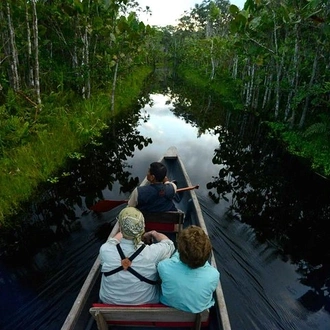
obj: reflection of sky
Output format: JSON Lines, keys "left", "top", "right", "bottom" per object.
{"left": 112, "top": 95, "right": 330, "bottom": 330}
{"left": 127, "top": 94, "right": 221, "bottom": 196}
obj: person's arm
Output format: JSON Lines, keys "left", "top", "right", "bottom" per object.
{"left": 163, "top": 176, "right": 169, "bottom": 183}
{"left": 99, "top": 235, "right": 121, "bottom": 265}
{"left": 127, "top": 188, "right": 138, "bottom": 207}
{"left": 164, "top": 180, "right": 177, "bottom": 193}
{"left": 105, "top": 231, "right": 122, "bottom": 244}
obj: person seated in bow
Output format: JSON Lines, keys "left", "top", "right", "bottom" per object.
{"left": 99, "top": 207, "right": 175, "bottom": 305}
{"left": 157, "top": 225, "right": 220, "bottom": 313}
{"left": 127, "top": 162, "right": 178, "bottom": 212}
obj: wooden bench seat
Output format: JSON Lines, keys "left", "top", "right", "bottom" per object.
{"left": 142, "top": 211, "right": 185, "bottom": 233}
{"left": 89, "top": 303, "right": 209, "bottom": 330}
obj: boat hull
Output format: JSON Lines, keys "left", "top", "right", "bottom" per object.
{"left": 61, "top": 147, "right": 231, "bottom": 330}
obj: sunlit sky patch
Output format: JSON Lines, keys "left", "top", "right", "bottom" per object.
{"left": 137, "top": 0, "right": 246, "bottom": 27}
{"left": 130, "top": 94, "right": 220, "bottom": 187}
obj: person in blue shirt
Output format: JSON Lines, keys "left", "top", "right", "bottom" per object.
{"left": 157, "top": 225, "right": 220, "bottom": 313}
{"left": 127, "top": 162, "right": 177, "bottom": 212}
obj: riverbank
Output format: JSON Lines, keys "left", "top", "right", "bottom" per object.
{"left": 0, "top": 66, "right": 152, "bottom": 226}
{"left": 179, "top": 68, "right": 330, "bottom": 180}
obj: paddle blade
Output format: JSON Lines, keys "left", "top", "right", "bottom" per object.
{"left": 89, "top": 200, "right": 127, "bottom": 212}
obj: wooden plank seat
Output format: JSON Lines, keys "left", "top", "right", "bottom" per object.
{"left": 142, "top": 211, "right": 185, "bottom": 233}
{"left": 89, "top": 303, "right": 210, "bottom": 330}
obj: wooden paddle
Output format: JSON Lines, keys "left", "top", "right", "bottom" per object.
{"left": 89, "top": 185, "right": 199, "bottom": 213}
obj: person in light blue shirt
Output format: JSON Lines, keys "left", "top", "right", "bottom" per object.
{"left": 157, "top": 225, "right": 220, "bottom": 313}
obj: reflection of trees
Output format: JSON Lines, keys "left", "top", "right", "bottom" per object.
{"left": 297, "top": 262, "right": 330, "bottom": 314}
{"left": 159, "top": 79, "right": 330, "bottom": 266}
{"left": 206, "top": 113, "right": 330, "bottom": 310}
{"left": 0, "top": 104, "right": 152, "bottom": 260}
{"left": 162, "top": 77, "right": 330, "bottom": 313}
{"left": 154, "top": 77, "right": 228, "bottom": 133}
{"left": 154, "top": 78, "right": 330, "bottom": 312}
{"left": 207, "top": 121, "right": 330, "bottom": 266}
{"left": 65, "top": 109, "right": 152, "bottom": 209}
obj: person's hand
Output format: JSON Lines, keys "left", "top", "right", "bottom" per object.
{"left": 142, "top": 230, "right": 169, "bottom": 243}
{"left": 114, "top": 232, "right": 123, "bottom": 240}
{"left": 142, "top": 231, "right": 154, "bottom": 244}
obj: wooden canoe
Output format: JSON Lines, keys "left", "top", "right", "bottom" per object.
{"left": 61, "top": 146, "right": 231, "bottom": 330}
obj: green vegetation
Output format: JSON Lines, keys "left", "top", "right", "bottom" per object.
{"left": 1, "top": 0, "right": 329, "bottom": 225}
{"left": 267, "top": 121, "right": 330, "bottom": 176}
{"left": 164, "top": 0, "right": 330, "bottom": 178}
{"left": 0, "top": 0, "right": 155, "bottom": 225}
{"left": 0, "top": 66, "right": 151, "bottom": 225}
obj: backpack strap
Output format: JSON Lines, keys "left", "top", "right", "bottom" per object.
{"left": 102, "top": 244, "right": 160, "bottom": 285}
{"left": 128, "top": 244, "right": 146, "bottom": 261}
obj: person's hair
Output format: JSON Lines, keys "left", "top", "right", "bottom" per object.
{"left": 149, "top": 162, "right": 167, "bottom": 182}
{"left": 177, "top": 225, "right": 212, "bottom": 269}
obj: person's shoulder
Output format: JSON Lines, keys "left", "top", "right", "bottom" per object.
{"left": 100, "top": 238, "right": 118, "bottom": 250}
{"left": 158, "top": 254, "right": 181, "bottom": 276}
{"left": 158, "top": 251, "right": 178, "bottom": 265}
{"left": 138, "top": 185, "right": 153, "bottom": 191}
{"left": 207, "top": 263, "right": 220, "bottom": 278}
{"left": 147, "top": 239, "right": 174, "bottom": 249}
{"left": 157, "top": 256, "right": 172, "bottom": 269}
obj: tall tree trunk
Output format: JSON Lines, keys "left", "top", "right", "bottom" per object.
{"left": 232, "top": 55, "right": 238, "bottom": 79}
{"left": 274, "top": 53, "right": 284, "bottom": 120}
{"left": 5, "top": 1, "right": 20, "bottom": 91}
{"left": 82, "top": 0, "right": 91, "bottom": 99}
{"left": 273, "top": 11, "right": 283, "bottom": 120}
{"left": 210, "top": 38, "right": 215, "bottom": 80}
{"left": 82, "top": 25, "right": 91, "bottom": 99}
{"left": 245, "top": 63, "right": 255, "bottom": 109}
{"left": 31, "top": 0, "right": 41, "bottom": 110}
{"left": 262, "top": 72, "right": 273, "bottom": 111}
{"left": 25, "top": 2, "right": 34, "bottom": 88}
{"left": 252, "top": 81, "right": 259, "bottom": 111}
{"left": 299, "top": 50, "right": 318, "bottom": 129}
{"left": 111, "top": 60, "right": 119, "bottom": 112}
{"left": 284, "top": 24, "right": 300, "bottom": 128}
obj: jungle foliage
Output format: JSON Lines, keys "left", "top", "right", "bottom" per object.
{"left": 0, "top": 0, "right": 154, "bottom": 224}
{"left": 1, "top": 0, "right": 329, "bottom": 224}
{"left": 162, "top": 0, "right": 330, "bottom": 177}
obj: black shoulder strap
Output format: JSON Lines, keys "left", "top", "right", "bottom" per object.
{"left": 102, "top": 244, "right": 160, "bottom": 285}
{"left": 127, "top": 244, "right": 146, "bottom": 261}
{"left": 127, "top": 267, "right": 160, "bottom": 285}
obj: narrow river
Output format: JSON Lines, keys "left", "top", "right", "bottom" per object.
{"left": 0, "top": 90, "right": 329, "bottom": 330}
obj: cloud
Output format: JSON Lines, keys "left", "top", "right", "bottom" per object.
{"left": 137, "top": 0, "right": 198, "bottom": 27}
{"left": 136, "top": 0, "right": 246, "bottom": 27}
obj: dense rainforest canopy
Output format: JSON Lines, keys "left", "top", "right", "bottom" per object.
{"left": 0, "top": 0, "right": 329, "bottom": 224}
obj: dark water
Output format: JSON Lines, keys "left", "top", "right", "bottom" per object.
{"left": 0, "top": 85, "right": 330, "bottom": 330}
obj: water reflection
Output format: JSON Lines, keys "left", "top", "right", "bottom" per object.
{"left": 0, "top": 102, "right": 155, "bottom": 329}
{"left": 159, "top": 79, "right": 330, "bottom": 320}
{"left": 0, "top": 81, "right": 330, "bottom": 329}
{"left": 119, "top": 91, "right": 330, "bottom": 327}
{"left": 0, "top": 108, "right": 153, "bottom": 258}
{"left": 204, "top": 120, "right": 330, "bottom": 319}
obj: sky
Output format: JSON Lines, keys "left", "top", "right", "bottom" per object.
{"left": 137, "top": 0, "right": 245, "bottom": 27}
